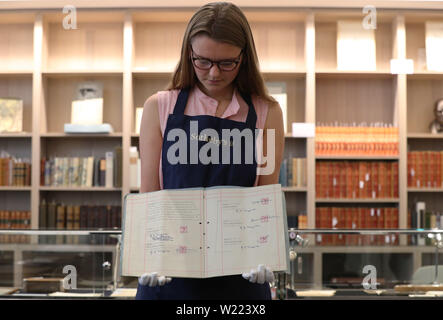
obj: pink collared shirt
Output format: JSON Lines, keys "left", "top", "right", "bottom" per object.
{"left": 156, "top": 85, "right": 269, "bottom": 189}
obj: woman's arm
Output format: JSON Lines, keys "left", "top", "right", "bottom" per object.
{"left": 139, "top": 93, "right": 163, "bottom": 193}
{"left": 257, "top": 101, "right": 285, "bottom": 186}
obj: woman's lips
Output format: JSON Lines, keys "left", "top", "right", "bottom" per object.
{"left": 208, "top": 79, "right": 221, "bottom": 85}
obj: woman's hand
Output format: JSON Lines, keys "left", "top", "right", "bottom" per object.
{"left": 242, "top": 264, "right": 275, "bottom": 284}
{"left": 138, "top": 272, "right": 172, "bottom": 287}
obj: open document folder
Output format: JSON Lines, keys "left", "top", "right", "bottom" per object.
{"left": 120, "top": 184, "right": 289, "bottom": 278}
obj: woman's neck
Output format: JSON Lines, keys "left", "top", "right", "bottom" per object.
{"left": 197, "top": 82, "right": 234, "bottom": 103}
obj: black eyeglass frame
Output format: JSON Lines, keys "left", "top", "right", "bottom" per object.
{"left": 190, "top": 47, "right": 243, "bottom": 71}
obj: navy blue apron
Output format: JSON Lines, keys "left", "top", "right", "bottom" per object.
{"left": 136, "top": 88, "right": 272, "bottom": 300}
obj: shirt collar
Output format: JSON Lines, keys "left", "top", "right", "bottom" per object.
{"left": 194, "top": 85, "right": 241, "bottom": 118}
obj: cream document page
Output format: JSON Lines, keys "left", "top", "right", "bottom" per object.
{"left": 121, "top": 184, "right": 289, "bottom": 278}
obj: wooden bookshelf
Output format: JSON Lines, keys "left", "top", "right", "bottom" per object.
{"left": 408, "top": 188, "right": 443, "bottom": 192}
{"left": 315, "top": 156, "right": 400, "bottom": 160}
{"left": 0, "top": 6, "right": 441, "bottom": 242}
{"left": 1, "top": 2, "right": 443, "bottom": 292}
{"left": 316, "top": 198, "right": 400, "bottom": 203}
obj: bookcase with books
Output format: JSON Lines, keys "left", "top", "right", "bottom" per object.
{"left": 1, "top": 3, "right": 443, "bottom": 290}
{"left": 405, "top": 13, "right": 443, "bottom": 243}
{"left": 0, "top": 13, "right": 35, "bottom": 248}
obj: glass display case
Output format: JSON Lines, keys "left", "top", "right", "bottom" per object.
{"left": 1, "top": 229, "right": 443, "bottom": 299}
{"left": 0, "top": 229, "right": 136, "bottom": 298}
{"left": 278, "top": 229, "right": 443, "bottom": 300}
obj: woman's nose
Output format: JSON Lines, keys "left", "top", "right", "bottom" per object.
{"left": 209, "top": 64, "right": 221, "bottom": 76}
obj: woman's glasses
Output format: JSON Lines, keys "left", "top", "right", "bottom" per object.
{"left": 190, "top": 47, "right": 242, "bottom": 71}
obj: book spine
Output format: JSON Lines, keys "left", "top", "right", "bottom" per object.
{"left": 99, "top": 158, "right": 106, "bottom": 187}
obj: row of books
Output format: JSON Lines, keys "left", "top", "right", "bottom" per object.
{"left": 408, "top": 151, "right": 443, "bottom": 188}
{"left": 315, "top": 123, "right": 399, "bottom": 156}
{"left": 279, "top": 158, "right": 307, "bottom": 187}
{"left": 287, "top": 214, "right": 308, "bottom": 229}
{"left": 39, "top": 200, "right": 121, "bottom": 244}
{"left": 0, "top": 210, "right": 31, "bottom": 243}
{"left": 0, "top": 153, "right": 31, "bottom": 186}
{"left": 408, "top": 201, "right": 443, "bottom": 246}
{"left": 315, "top": 207, "right": 399, "bottom": 246}
{"left": 40, "top": 147, "right": 122, "bottom": 188}
{"left": 316, "top": 161, "right": 399, "bottom": 199}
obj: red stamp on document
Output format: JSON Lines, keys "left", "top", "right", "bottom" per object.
{"left": 179, "top": 225, "right": 188, "bottom": 233}
{"left": 177, "top": 246, "right": 187, "bottom": 254}
{"left": 259, "top": 235, "right": 269, "bottom": 244}
{"left": 260, "top": 197, "right": 270, "bottom": 205}
{"left": 260, "top": 215, "right": 269, "bottom": 223}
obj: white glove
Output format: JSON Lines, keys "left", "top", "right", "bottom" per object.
{"left": 242, "top": 264, "right": 275, "bottom": 284}
{"left": 138, "top": 272, "right": 172, "bottom": 287}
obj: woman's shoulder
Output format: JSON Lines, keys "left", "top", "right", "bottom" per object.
{"left": 250, "top": 94, "right": 280, "bottom": 129}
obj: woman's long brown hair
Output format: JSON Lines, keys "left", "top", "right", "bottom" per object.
{"left": 166, "top": 2, "right": 276, "bottom": 105}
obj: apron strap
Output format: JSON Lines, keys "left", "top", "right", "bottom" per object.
{"left": 239, "top": 90, "right": 257, "bottom": 129}
{"left": 172, "top": 87, "right": 258, "bottom": 128}
{"left": 172, "top": 88, "right": 190, "bottom": 115}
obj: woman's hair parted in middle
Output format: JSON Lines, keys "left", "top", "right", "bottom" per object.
{"left": 167, "top": 2, "right": 275, "bottom": 105}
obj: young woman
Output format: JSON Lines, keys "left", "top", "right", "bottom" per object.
{"left": 137, "top": 2, "right": 284, "bottom": 300}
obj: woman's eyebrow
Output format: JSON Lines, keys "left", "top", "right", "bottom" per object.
{"left": 193, "top": 52, "right": 239, "bottom": 61}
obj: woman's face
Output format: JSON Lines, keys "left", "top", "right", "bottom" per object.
{"left": 190, "top": 34, "right": 243, "bottom": 97}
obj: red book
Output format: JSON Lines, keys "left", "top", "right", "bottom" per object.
{"left": 328, "top": 162, "right": 334, "bottom": 198}
{"left": 392, "top": 208, "right": 399, "bottom": 245}
{"left": 378, "top": 162, "right": 387, "bottom": 198}
{"left": 338, "top": 208, "right": 345, "bottom": 245}
{"left": 393, "top": 162, "right": 399, "bottom": 198}
{"left": 345, "top": 208, "right": 352, "bottom": 245}
{"left": 368, "top": 208, "right": 376, "bottom": 245}
{"left": 370, "top": 162, "right": 378, "bottom": 199}
{"left": 315, "top": 207, "right": 322, "bottom": 245}
{"left": 316, "top": 162, "right": 321, "bottom": 197}
{"left": 358, "top": 162, "right": 366, "bottom": 198}
{"left": 384, "top": 208, "right": 392, "bottom": 245}
{"left": 424, "top": 151, "right": 431, "bottom": 188}
{"left": 322, "top": 162, "right": 328, "bottom": 198}
{"left": 377, "top": 208, "right": 385, "bottom": 245}
{"left": 331, "top": 207, "right": 338, "bottom": 245}
{"left": 417, "top": 152, "right": 424, "bottom": 188}
{"left": 386, "top": 162, "right": 393, "bottom": 198}
{"left": 352, "top": 208, "right": 359, "bottom": 246}
{"left": 433, "top": 152, "right": 439, "bottom": 188}
{"left": 352, "top": 162, "right": 359, "bottom": 199}
{"left": 333, "top": 162, "right": 341, "bottom": 198}
{"left": 440, "top": 152, "right": 443, "bottom": 187}
{"left": 325, "top": 207, "right": 332, "bottom": 245}
{"left": 357, "top": 208, "right": 365, "bottom": 246}
{"left": 340, "top": 162, "right": 347, "bottom": 198}
{"left": 439, "top": 152, "right": 443, "bottom": 188}
{"left": 346, "top": 162, "right": 353, "bottom": 198}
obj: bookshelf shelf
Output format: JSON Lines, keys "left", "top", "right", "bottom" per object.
{"left": 39, "top": 187, "right": 122, "bottom": 192}
{"left": 408, "top": 188, "right": 443, "bottom": 192}
{"left": 0, "top": 133, "right": 33, "bottom": 138}
{"left": 316, "top": 198, "right": 400, "bottom": 203}
{"left": 262, "top": 71, "right": 307, "bottom": 78}
{"left": 42, "top": 70, "right": 124, "bottom": 76}
{"left": 0, "top": 187, "right": 31, "bottom": 191}
{"left": 407, "top": 133, "right": 443, "bottom": 139}
{"left": 295, "top": 245, "right": 437, "bottom": 254}
{"left": 40, "top": 133, "right": 123, "bottom": 138}
{"left": 315, "top": 156, "right": 399, "bottom": 160}
{"left": 284, "top": 134, "right": 307, "bottom": 139}
{"left": 315, "top": 70, "right": 394, "bottom": 78}
{"left": 0, "top": 71, "right": 34, "bottom": 75}
{"left": 283, "top": 187, "right": 308, "bottom": 192}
